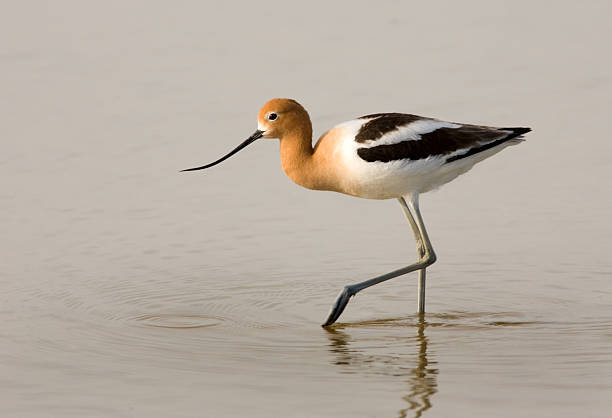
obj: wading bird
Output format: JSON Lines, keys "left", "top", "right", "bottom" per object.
{"left": 182, "top": 98, "right": 530, "bottom": 326}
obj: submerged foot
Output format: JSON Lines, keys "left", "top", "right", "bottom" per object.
{"left": 322, "top": 286, "right": 356, "bottom": 327}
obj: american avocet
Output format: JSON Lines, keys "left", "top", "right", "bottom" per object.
{"left": 183, "top": 98, "right": 531, "bottom": 326}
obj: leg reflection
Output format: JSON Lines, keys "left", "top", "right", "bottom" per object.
{"left": 399, "top": 317, "right": 437, "bottom": 418}
{"left": 325, "top": 318, "right": 438, "bottom": 418}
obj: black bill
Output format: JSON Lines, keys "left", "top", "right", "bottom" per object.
{"left": 181, "top": 130, "right": 264, "bottom": 172}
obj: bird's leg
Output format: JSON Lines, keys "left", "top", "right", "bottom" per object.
{"left": 399, "top": 196, "right": 427, "bottom": 314}
{"left": 406, "top": 194, "right": 436, "bottom": 314}
{"left": 398, "top": 196, "right": 426, "bottom": 257}
{"left": 322, "top": 194, "right": 436, "bottom": 326}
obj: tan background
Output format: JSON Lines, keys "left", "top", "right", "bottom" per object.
{"left": 2, "top": 1, "right": 611, "bottom": 417}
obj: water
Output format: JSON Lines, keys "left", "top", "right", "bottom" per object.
{"left": 2, "top": 1, "right": 612, "bottom": 417}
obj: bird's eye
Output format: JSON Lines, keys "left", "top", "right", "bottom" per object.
{"left": 267, "top": 112, "right": 278, "bottom": 121}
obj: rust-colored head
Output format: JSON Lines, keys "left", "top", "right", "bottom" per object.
{"left": 181, "top": 98, "right": 311, "bottom": 172}
{"left": 257, "top": 98, "right": 311, "bottom": 139}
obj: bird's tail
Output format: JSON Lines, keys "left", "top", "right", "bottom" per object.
{"left": 500, "top": 127, "right": 532, "bottom": 141}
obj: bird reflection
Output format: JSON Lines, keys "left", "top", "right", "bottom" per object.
{"left": 325, "top": 317, "right": 438, "bottom": 418}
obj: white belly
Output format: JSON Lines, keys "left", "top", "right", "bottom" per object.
{"left": 339, "top": 134, "right": 519, "bottom": 200}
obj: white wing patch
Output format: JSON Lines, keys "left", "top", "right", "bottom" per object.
{"left": 357, "top": 119, "right": 461, "bottom": 148}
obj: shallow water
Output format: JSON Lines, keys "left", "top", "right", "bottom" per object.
{"left": 2, "top": 1, "right": 612, "bottom": 417}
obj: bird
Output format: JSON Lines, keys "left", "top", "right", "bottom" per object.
{"left": 182, "top": 98, "right": 531, "bottom": 326}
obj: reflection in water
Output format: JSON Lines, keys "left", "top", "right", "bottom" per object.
{"left": 398, "top": 320, "right": 437, "bottom": 418}
{"left": 325, "top": 318, "right": 438, "bottom": 418}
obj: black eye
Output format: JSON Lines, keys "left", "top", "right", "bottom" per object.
{"left": 268, "top": 112, "right": 278, "bottom": 121}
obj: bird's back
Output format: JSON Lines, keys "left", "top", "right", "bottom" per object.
{"left": 315, "top": 113, "right": 530, "bottom": 199}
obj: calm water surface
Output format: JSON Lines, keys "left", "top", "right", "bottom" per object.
{"left": 2, "top": 1, "right": 612, "bottom": 417}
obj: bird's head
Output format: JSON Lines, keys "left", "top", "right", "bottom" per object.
{"left": 181, "top": 98, "right": 309, "bottom": 172}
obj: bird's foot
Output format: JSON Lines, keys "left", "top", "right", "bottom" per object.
{"left": 322, "top": 286, "right": 356, "bottom": 327}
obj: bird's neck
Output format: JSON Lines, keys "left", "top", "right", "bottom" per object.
{"left": 279, "top": 126, "right": 324, "bottom": 191}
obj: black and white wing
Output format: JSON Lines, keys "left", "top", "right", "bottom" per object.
{"left": 353, "top": 113, "right": 530, "bottom": 164}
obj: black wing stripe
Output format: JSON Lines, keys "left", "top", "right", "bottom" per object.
{"left": 355, "top": 113, "right": 426, "bottom": 143}
{"left": 357, "top": 125, "right": 502, "bottom": 163}
{"left": 445, "top": 127, "right": 531, "bottom": 163}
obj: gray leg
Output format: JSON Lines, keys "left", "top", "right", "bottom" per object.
{"left": 398, "top": 196, "right": 427, "bottom": 314}
{"left": 406, "top": 194, "right": 436, "bottom": 314}
{"left": 322, "top": 194, "right": 436, "bottom": 326}
{"left": 417, "top": 268, "right": 426, "bottom": 314}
